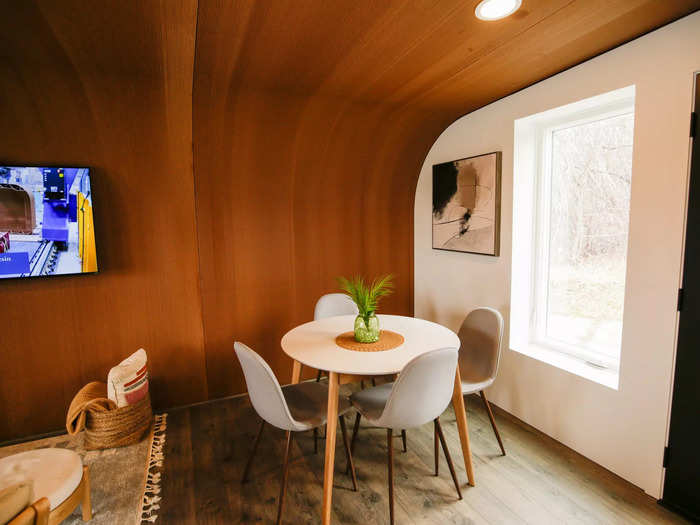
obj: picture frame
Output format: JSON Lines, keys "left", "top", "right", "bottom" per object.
{"left": 432, "top": 151, "right": 501, "bottom": 256}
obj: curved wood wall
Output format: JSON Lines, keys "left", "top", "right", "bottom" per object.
{"left": 1, "top": 0, "right": 697, "bottom": 440}
{"left": 0, "top": 1, "right": 207, "bottom": 440}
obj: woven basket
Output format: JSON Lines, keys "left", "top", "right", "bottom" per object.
{"left": 84, "top": 394, "right": 153, "bottom": 450}
{"left": 66, "top": 381, "right": 153, "bottom": 450}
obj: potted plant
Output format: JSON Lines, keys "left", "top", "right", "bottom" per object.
{"left": 337, "top": 274, "right": 393, "bottom": 343}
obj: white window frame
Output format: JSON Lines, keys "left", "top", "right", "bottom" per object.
{"left": 511, "top": 86, "right": 635, "bottom": 389}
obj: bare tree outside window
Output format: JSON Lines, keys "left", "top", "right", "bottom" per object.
{"left": 544, "top": 113, "right": 634, "bottom": 362}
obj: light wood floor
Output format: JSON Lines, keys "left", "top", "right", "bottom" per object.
{"left": 159, "top": 389, "right": 688, "bottom": 524}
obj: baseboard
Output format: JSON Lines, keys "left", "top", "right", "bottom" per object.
{"left": 467, "top": 393, "right": 660, "bottom": 503}
{"left": 0, "top": 428, "right": 67, "bottom": 448}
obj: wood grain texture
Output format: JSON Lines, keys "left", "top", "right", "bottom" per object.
{"left": 191, "top": 0, "right": 699, "bottom": 398}
{"left": 159, "top": 393, "right": 691, "bottom": 524}
{"left": 1, "top": 0, "right": 698, "bottom": 440}
{"left": 0, "top": 0, "right": 207, "bottom": 441}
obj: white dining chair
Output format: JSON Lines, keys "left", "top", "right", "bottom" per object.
{"left": 349, "top": 347, "right": 461, "bottom": 525}
{"left": 312, "top": 293, "right": 362, "bottom": 449}
{"left": 314, "top": 292, "right": 359, "bottom": 320}
{"left": 457, "top": 307, "right": 506, "bottom": 456}
{"left": 234, "top": 342, "right": 358, "bottom": 525}
{"left": 314, "top": 293, "right": 396, "bottom": 454}
{"left": 313, "top": 293, "right": 358, "bottom": 387}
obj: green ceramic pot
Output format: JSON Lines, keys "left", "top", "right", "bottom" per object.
{"left": 354, "top": 314, "right": 380, "bottom": 343}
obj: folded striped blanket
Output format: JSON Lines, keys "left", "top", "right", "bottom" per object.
{"left": 107, "top": 349, "right": 149, "bottom": 408}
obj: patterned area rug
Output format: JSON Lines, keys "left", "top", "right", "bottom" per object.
{"left": 0, "top": 414, "right": 167, "bottom": 524}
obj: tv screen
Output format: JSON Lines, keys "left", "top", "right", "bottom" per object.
{"left": 0, "top": 166, "right": 97, "bottom": 279}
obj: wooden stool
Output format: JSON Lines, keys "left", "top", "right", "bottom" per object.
{"left": 1, "top": 449, "right": 91, "bottom": 525}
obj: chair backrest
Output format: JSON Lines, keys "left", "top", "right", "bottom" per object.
{"left": 314, "top": 293, "right": 358, "bottom": 320}
{"left": 234, "top": 342, "right": 299, "bottom": 431}
{"left": 376, "top": 347, "right": 458, "bottom": 430}
{"left": 457, "top": 307, "right": 504, "bottom": 384}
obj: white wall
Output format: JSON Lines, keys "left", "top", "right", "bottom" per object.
{"left": 414, "top": 13, "right": 700, "bottom": 498}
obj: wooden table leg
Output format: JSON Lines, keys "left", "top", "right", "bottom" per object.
{"left": 322, "top": 371, "right": 339, "bottom": 524}
{"left": 291, "top": 360, "right": 302, "bottom": 384}
{"left": 452, "top": 368, "right": 475, "bottom": 486}
{"left": 82, "top": 465, "right": 92, "bottom": 520}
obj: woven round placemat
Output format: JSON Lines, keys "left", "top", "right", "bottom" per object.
{"left": 335, "top": 330, "right": 405, "bottom": 352}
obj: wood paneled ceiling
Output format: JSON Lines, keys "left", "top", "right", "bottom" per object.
{"left": 0, "top": 0, "right": 697, "bottom": 441}
{"left": 203, "top": 0, "right": 699, "bottom": 111}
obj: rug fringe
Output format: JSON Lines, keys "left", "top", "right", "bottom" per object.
{"left": 141, "top": 414, "right": 167, "bottom": 523}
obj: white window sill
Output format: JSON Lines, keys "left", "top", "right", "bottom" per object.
{"left": 511, "top": 343, "right": 619, "bottom": 390}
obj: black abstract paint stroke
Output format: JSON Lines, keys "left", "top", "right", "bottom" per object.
{"left": 433, "top": 161, "right": 458, "bottom": 216}
{"left": 459, "top": 212, "right": 471, "bottom": 235}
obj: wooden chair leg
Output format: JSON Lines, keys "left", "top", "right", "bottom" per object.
{"left": 242, "top": 420, "right": 265, "bottom": 483}
{"left": 33, "top": 497, "right": 50, "bottom": 525}
{"left": 339, "top": 416, "right": 358, "bottom": 491}
{"left": 316, "top": 370, "right": 323, "bottom": 382}
{"left": 434, "top": 421, "right": 439, "bottom": 476}
{"left": 401, "top": 429, "right": 407, "bottom": 453}
{"left": 276, "top": 431, "right": 293, "bottom": 525}
{"left": 346, "top": 412, "right": 361, "bottom": 475}
{"left": 435, "top": 417, "right": 462, "bottom": 500}
{"left": 81, "top": 466, "right": 92, "bottom": 521}
{"left": 387, "top": 429, "right": 395, "bottom": 525}
{"left": 371, "top": 378, "right": 377, "bottom": 386}
{"left": 480, "top": 390, "right": 506, "bottom": 455}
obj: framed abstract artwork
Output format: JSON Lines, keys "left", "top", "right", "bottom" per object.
{"left": 432, "top": 151, "right": 501, "bottom": 256}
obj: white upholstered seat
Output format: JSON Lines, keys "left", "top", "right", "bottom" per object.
{"left": 349, "top": 348, "right": 462, "bottom": 525}
{"left": 457, "top": 307, "right": 504, "bottom": 395}
{"left": 347, "top": 382, "right": 392, "bottom": 422}
{"left": 282, "top": 382, "right": 352, "bottom": 428}
{"left": 0, "top": 449, "right": 83, "bottom": 511}
{"left": 350, "top": 348, "right": 458, "bottom": 430}
{"left": 457, "top": 307, "right": 507, "bottom": 455}
{"left": 235, "top": 342, "right": 352, "bottom": 432}
{"left": 235, "top": 341, "right": 358, "bottom": 524}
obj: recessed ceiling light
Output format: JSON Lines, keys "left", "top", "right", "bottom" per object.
{"left": 475, "top": 0, "right": 522, "bottom": 21}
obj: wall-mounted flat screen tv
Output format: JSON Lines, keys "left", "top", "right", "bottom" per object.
{"left": 0, "top": 166, "right": 97, "bottom": 279}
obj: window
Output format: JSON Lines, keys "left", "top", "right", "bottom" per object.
{"left": 511, "top": 86, "right": 635, "bottom": 388}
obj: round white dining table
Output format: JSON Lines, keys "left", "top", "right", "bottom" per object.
{"left": 281, "top": 314, "right": 476, "bottom": 525}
